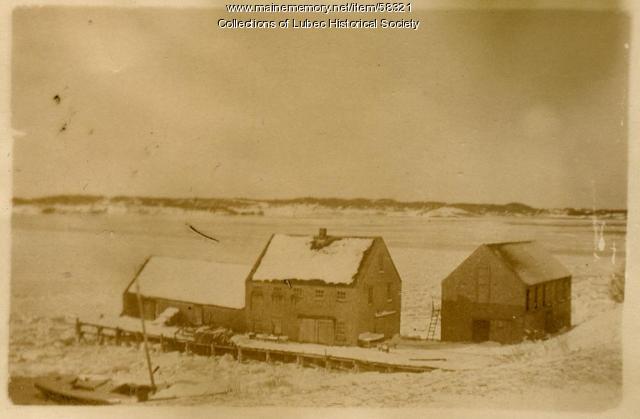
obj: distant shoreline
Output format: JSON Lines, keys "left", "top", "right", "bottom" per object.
{"left": 10, "top": 195, "right": 627, "bottom": 219}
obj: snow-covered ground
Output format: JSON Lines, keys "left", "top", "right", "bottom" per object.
{"left": 9, "top": 212, "right": 626, "bottom": 410}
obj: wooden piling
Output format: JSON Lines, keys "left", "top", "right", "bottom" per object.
{"left": 75, "top": 318, "right": 83, "bottom": 343}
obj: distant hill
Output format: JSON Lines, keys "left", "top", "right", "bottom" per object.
{"left": 11, "top": 195, "right": 627, "bottom": 219}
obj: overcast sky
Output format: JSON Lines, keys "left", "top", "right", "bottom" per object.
{"left": 11, "top": 7, "right": 629, "bottom": 208}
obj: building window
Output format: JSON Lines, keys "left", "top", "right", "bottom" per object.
{"left": 526, "top": 288, "right": 533, "bottom": 311}
{"left": 368, "top": 287, "right": 374, "bottom": 304}
{"left": 272, "top": 292, "right": 284, "bottom": 304}
{"left": 292, "top": 287, "right": 303, "bottom": 301}
{"left": 336, "top": 321, "right": 346, "bottom": 342}
{"left": 250, "top": 290, "right": 263, "bottom": 310}
{"left": 378, "top": 252, "right": 385, "bottom": 272}
{"left": 386, "top": 283, "right": 392, "bottom": 302}
{"left": 315, "top": 289, "right": 324, "bottom": 300}
{"left": 337, "top": 290, "right": 346, "bottom": 302}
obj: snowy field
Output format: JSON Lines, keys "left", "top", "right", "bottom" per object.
{"left": 9, "top": 212, "right": 626, "bottom": 410}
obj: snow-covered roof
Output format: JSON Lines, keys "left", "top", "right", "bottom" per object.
{"left": 486, "top": 241, "right": 570, "bottom": 285}
{"left": 251, "top": 234, "right": 376, "bottom": 284}
{"left": 131, "top": 256, "right": 249, "bottom": 309}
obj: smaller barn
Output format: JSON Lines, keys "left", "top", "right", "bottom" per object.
{"left": 121, "top": 256, "right": 249, "bottom": 332}
{"left": 441, "top": 241, "right": 571, "bottom": 344}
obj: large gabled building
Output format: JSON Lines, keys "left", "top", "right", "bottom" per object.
{"left": 441, "top": 241, "right": 572, "bottom": 344}
{"left": 245, "top": 228, "right": 402, "bottom": 346}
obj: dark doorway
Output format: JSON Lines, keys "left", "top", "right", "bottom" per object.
{"left": 545, "top": 310, "right": 557, "bottom": 333}
{"left": 472, "top": 319, "right": 490, "bottom": 342}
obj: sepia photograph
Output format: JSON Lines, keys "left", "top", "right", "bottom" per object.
{"left": 1, "top": 0, "right": 638, "bottom": 416}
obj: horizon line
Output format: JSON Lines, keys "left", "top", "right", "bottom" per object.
{"left": 10, "top": 193, "right": 628, "bottom": 212}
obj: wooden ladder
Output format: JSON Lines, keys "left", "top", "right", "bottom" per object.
{"left": 426, "top": 299, "right": 441, "bottom": 341}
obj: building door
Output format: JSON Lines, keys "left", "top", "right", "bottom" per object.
{"left": 299, "top": 318, "right": 317, "bottom": 343}
{"left": 472, "top": 320, "right": 490, "bottom": 342}
{"left": 317, "top": 319, "right": 335, "bottom": 345}
{"left": 272, "top": 318, "right": 283, "bottom": 335}
{"left": 299, "top": 318, "right": 334, "bottom": 344}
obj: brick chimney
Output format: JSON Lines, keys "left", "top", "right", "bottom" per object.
{"left": 311, "top": 228, "right": 329, "bottom": 249}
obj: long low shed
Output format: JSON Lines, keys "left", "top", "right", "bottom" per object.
{"left": 121, "top": 256, "right": 250, "bottom": 332}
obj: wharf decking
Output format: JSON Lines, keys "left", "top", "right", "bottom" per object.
{"left": 76, "top": 315, "right": 494, "bottom": 373}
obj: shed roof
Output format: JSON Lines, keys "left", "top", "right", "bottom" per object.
{"left": 251, "top": 233, "right": 376, "bottom": 284}
{"left": 485, "top": 241, "right": 570, "bottom": 285}
{"left": 131, "top": 256, "right": 249, "bottom": 309}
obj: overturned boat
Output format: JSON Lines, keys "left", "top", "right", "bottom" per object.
{"left": 34, "top": 374, "right": 169, "bottom": 405}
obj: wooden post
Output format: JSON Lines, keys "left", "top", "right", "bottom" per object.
{"left": 237, "top": 347, "right": 243, "bottom": 362}
{"left": 160, "top": 335, "right": 164, "bottom": 352}
{"left": 75, "top": 318, "right": 82, "bottom": 343}
{"left": 134, "top": 280, "right": 156, "bottom": 391}
{"left": 97, "top": 327, "right": 103, "bottom": 345}
{"left": 210, "top": 343, "right": 215, "bottom": 357}
{"left": 296, "top": 355, "right": 302, "bottom": 366}
{"left": 265, "top": 351, "right": 271, "bottom": 363}
{"left": 353, "top": 361, "right": 359, "bottom": 372}
{"left": 115, "top": 328, "right": 121, "bottom": 346}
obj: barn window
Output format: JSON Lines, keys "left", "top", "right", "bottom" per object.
{"left": 378, "top": 252, "right": 385, "bottom": 272}
{"left": 315, "top": 289, "right": 325, "bottom": 300}
{"left": 477, "top": 265, "right": 490, "bottom": 303}
{"left": 336, "top": 321, "right": 346, "bottom": 342}
{"left": 368, "top": 287, "right": 374, "bottom": 304}
{"left": 386, "top": 283, "right": 392, "bottom": 302}
{"left": 337, "top": 290, "right": 346, "bottom": 302}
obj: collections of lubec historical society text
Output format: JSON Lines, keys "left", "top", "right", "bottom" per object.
{"left": 219, "top": 2, "right": 421, "bottom": 31}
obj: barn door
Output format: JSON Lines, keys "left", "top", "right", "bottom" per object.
{"left": 317, "top": 319, "right": 335, "bottom": 345}
{"left": 472, "top": 320, "right": 490, "bottom": 342}
{"left": 545, "top": 310, "right": 557, "bottom": 333}
{"left": 299, "top": 318, "right": 317, "bottom": 343}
